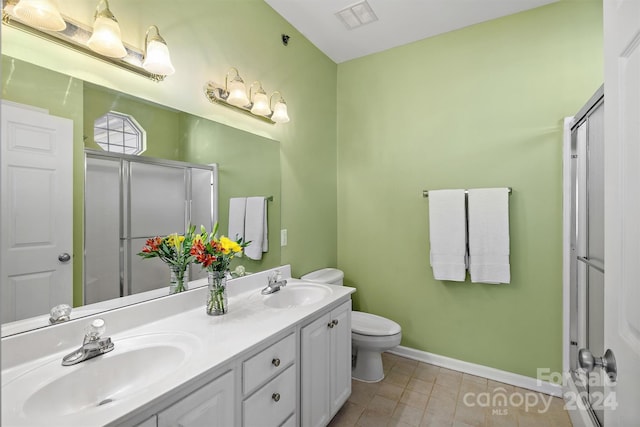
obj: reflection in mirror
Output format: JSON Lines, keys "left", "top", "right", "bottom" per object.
{"left": 84, "top": 151, "right": 218, "bottom": 303}
{"left": 93, "top": 111, "right": 147, "bottom": 155}
{"left": 1, "top": 55, "right": 281, "bottom": 337}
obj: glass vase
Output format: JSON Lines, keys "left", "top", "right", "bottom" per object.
{"left": 169, "top": 265, "right": 189, "bottom": 294}
{"left": 207, "top": 270, "right": 228, "bottom": 315}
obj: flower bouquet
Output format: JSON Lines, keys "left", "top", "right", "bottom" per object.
{"left": 137, "top": 225, "right": 196, "bottom": 294}
{"left": 190, "top": 223, "right": 249, "bottom": 315}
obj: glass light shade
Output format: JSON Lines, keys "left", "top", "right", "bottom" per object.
{"left": 87, "top": 15, "right": 127, "bottom": 58}
{"left": 13, "top": 0, "right": 66, "bottom": 31}
{"left": 142, "top": 39, "right": 175, "bottom": 75}
{"left": 227, "top": 79, "right": 250, "bottom": 107}
{"left": 271, "top": 101, "right": 290, "bottom": 123}
{"left": 251, "top": 92, "right": 271, "bottom": 116}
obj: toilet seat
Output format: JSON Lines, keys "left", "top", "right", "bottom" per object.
{"left": 351, "top": 311, "right": 401, "bottom": 336}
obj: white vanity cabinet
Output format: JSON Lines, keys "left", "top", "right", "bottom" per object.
{"left": 300, "top": 300, "right": 352, "bottom": 427}
{"left": 157, "top": 369, "right": 235, "bottom": 427}
{"left": 1, "top": 267, "right": 357, "bottom": 427}
{"left": 242, "top": 332, "right": 297, "bottom": 426}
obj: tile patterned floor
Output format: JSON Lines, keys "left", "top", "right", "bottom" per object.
{"left": 328, "top": 353, "right": 573, "bottom": 427}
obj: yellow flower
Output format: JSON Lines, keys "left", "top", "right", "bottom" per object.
{"left": 220, "top": 236, "right": 242, "bottom": 254}
{"left": 166, "top": 233, "right": 184, "bottom": 250}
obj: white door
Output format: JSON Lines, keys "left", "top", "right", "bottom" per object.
{"left": 0, "top": 101, "right": 73, "bottom": 323}
{"left": 603, "top": 0, "right": 640, "bottom": 424}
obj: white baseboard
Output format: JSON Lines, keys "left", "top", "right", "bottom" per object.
{"left": 388, "top": 346, "right": 563, "bottom": 397}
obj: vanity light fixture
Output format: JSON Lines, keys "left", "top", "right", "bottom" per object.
{"left": 1, "top": 0, "right": 174, "bottom": 81}
{"left": 226, "top": 68, "right": 251, "bottom": 107}
{"left": 11, "top": 0, "right": 65, "bottom": 31}
{"left": 204, "top": 69, "right": 290, "bottom": 124}
{"left": 142, "top": 25, "right": 175, "bottom": 76}
{"left": 269, "top": 92, "right": 290, "bottom": 124}
{"left": 87, "top": 0, "right": 126, "bottom": 58}
{"left": 249, "top": 81, "right": 271, "bottom": 116}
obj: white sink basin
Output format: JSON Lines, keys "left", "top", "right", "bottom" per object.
{"left": 263, "top": 283, "right": 332, "bottom": 308}
{"left": 3, "top": 332, "right": 200, "bottom": 419}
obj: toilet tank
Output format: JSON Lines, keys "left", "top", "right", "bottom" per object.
{"left": 300, "top": 268, "right": 344, "bottom": 286}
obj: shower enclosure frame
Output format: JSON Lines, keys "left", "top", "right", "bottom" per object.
{"left": 83, "top": 149, "right": 218, "bottom": 304}
{"left": 563, "top": 85, "right": 605, "bottom": 427}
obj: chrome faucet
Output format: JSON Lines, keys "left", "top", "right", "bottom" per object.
{"left": 49, "top": 304, "right": 72, "bottom": 324}
{"left": 261, "top": 270, "right": 287, "bottom": 295}
{"left": 62, "top": 318, "right": 114, "bottom": 366}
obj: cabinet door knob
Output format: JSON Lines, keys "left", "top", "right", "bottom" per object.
{"left": 328, "top": 322, "right": 334, "bottom": 328}
{"left": 272, "top": 392, "right": 281, "bottom": 402}
{"left": 272, "top": 358, "right": 281, "bottom": 367}
{"left": 332, "top": 319, "right": 339, "bottom": 326}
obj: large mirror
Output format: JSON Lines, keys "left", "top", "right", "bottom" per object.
{"left": 1, "top": 55, "right": 282, "bottom": 336}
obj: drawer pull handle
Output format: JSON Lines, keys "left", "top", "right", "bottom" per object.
{"left": 272, "top": 392, "right": 281, "bottom": 402}
{"left": 272, "top": 358, "right": 281, "bottom": 367}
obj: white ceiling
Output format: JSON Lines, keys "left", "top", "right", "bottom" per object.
{"left": 264, "top": 0, "right": 559, "bottom": 63}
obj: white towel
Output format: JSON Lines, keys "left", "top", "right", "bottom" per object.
{"left": 228, "top": 197, "right": 247, "bottom": 242}
{"left": 428, "top": 189, "right": 467, "bottom": 281}
{"left": 244, "top": 197, "right": 268, "bottom": 260}
{"left": 467, "top": 188, "right": 510, "bottom": 284}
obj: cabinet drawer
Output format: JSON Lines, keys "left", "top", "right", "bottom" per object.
{"left": 243, "top": 364, "right": 296, "bottom": 427}
{"left": 243, "top": 333, "right": 295, "bottom": 395}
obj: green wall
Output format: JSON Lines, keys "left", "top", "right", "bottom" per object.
{"left": 336, "top": 1, "right": 603, "bottom": 378}
{"left": 83, "top": 84, "right": 182, "bottom": 159}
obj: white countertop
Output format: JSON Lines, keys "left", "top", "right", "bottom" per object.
{"left": 1, "top": 267, "right": 355, "bottom": 427}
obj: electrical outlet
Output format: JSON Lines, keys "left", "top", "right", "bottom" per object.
{"left": 280, "top": 229, "right": 287, "bottom": 246}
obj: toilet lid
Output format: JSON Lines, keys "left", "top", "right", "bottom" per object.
{"left": 351, "top": 311, "right": 401, "bottom": 336}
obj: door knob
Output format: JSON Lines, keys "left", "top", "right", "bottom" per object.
{"left": 578, "top": 348, "right": 617, "bottom": 382}
{"left": 58, "top": 253, "right": 71, "bottom": 263}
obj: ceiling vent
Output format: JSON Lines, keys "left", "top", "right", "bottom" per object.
{"left": 336, "top": 1, "right": 378, "bottom": 30}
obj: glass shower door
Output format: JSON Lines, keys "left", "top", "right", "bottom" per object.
{"left": 570, "top": 96, "right": 605, "bottom": 426}
{"left": 84, "top": 156, "right": 121, "bottom": 304}
{"left": 85, "top": 151, "right": 217, "bottom": 303}
{"left": 127, "top": 162, "right": 188, "bottom": 295}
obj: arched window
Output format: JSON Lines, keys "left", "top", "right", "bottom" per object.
{"left": 94, "top": 111, "right": 146, "bottom": 155}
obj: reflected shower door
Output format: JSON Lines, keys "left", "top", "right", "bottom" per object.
{"left": 84, "top": 151, "right": 217, "bottom": 302}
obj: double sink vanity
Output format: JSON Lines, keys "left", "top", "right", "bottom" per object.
{"left": 1, "top": 266, "right": 355, "bottom": 427}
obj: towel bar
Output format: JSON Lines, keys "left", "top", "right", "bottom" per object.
{"left": 422, "top": 188, "right": 512, "bottom": 198}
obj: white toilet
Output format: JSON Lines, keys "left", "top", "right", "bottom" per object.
{"left": 301, "top": 268, "right": 402, "bottom": 383}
